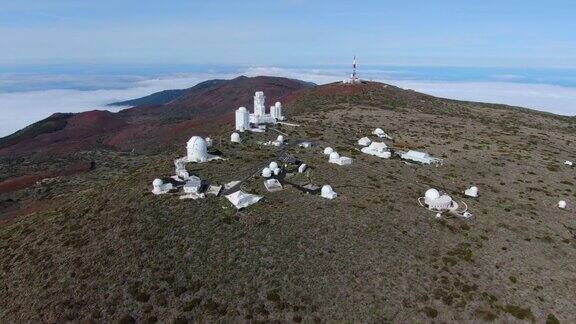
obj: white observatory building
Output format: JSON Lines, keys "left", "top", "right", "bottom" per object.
{"left": 235, "top": 91, "right": 285, "bottom": 132}
{"left": 254, "top": 91, "right": 266, "bottom": 116}
{"left": 235, "top": 107, "right": 250, "bottom": 132}
{"left": 187, "top": 136, "right": 209, "bottom": 162}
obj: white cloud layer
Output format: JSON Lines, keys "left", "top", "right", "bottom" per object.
{"left": 1, "top": 67, "right": 576, "bottom": 137}
{"left": 0, "top": 73, "right": 235, "bottom": 137}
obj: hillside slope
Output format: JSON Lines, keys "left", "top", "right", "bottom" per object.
{"left": 1, "top": 81, "right": 576, "bottom": 322}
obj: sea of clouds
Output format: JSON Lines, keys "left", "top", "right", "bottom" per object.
{"left": 1, "top": 67, "right": 576, "bottom": 137}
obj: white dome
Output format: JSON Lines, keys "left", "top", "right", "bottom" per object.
{"left": 277, "top": 135, "right": 284, "bottom": 143}
{"left": 374, "top": 128, "right": 384, "bottom": 134}
{"left": 238, "top": 106, "right": 247, "bottom": 112}
{"left": 559, "top": 200, "right": 567, "bottom": 208}
{"left": 329, "top": 152, "right": 340, "bottom": 160}
{"left": 321, "top": 185, "right": 333, "bottom": 195}
{"left": 324, "top": 147, "right": 334, "bottom": 155}
{"left": 262, "top": 167, "right": 272, "bottom": 178}
{"left": 187, "top": 136, "right": 208, "bottom": 162}
{"left": 231, "top": 132, "right": 241, "bottom": 143}
{"left": 465, "top": 186, "right": 479, "bottom": 197}
{"left": 269, "top": 161, "right": 279, "bottom": 170}
{"left": 152, "top": 179, "right": 163, "bottom": 187}
{"left": 425, "top": 188, "right": 440, "bottom": 200}
{"left": 275, "top": 101, "right": 282, "bottom": 108}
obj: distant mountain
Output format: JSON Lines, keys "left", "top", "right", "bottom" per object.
{"left": 108, "top": 79, "right": 229, "bottom": 107}
{"left": 0, "top": 76, "right": 315, "bottom": 157}
{"left": 108, "top": 89, "right": 187, "bottom": 107}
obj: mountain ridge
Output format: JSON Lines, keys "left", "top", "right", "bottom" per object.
{"left": 0, "top": 76, "right": 314, "bottom": 157}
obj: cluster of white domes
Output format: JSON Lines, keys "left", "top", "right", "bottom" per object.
{"left": 262, "top": 161, "right": 281, "bottom": 178}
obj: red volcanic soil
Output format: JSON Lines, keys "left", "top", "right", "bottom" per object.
{"left": 66, "top": 110, "right": 125, "bottom": 130}
{"left": 0, "top": 162, "right": 94, "bottom": 195}
{"left": 0, "top": 110, "right": 127, "bottom": 156}
{"left": 0, "top": 197, "right": 64, "bottom": 226}
{"left": 0, "top": 76, "right": 313, "bottom": 158}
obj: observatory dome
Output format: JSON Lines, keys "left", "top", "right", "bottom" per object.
{"left": 153, "top": 179, "right": 163, "bottom": 187}
{"left": 187, "top": 136, "right": 208, "bottom": 162}
{"left": 329, "top": 152, "right": 340, "bottom": 160}
{"left": 324, "top": 147, "right": 334, "bottom": 155}
{"left": 321, "top": 185, "right": 333, "bottom": 195}
{"left": 277, "top": 135, "right": 284, "bottom": 143}
{"left": 321, "top": 185, "right": 337, "bottom": 199}
{"left": 269, "top": 161, "right": 279, "bottom": 170}
{"left": 465, "top": 186, "right": 478, "bottom": 197}
{"left": 425, "top": 188, "right": 440, "bottom": 201}
{"left": 262, "top": 167, "right": 272, "bottom": 178}
{"left": 238, "top": 106, "right": 247, "bottom": 112}
{"left": 275, "top": 102, "right": 282, "bottom": 108}
{"left": 231, "top": 132, "right": 241, "bottom": 143}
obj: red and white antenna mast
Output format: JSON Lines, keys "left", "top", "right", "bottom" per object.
{"left": 352, "top": 56, "right": 358, "bottom": 83}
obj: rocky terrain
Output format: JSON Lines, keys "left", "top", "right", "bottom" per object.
{"left": 1, "top": 78, "right": 575, "bottom": 322}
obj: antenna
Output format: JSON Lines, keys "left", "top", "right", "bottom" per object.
{"left": 352, "top": 55, "right": 357, "bottom": 81}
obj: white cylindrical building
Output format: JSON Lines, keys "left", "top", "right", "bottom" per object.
{"left": 187, "top": 136, "right": 209, "bottom": 162}
{"left": 277, "top": 103, "right": 283, "bottom": 119}
{"left": 254, "top": 91, "right": 266, "bottom": 116}
{"left": 271, "top": 101, "right": 283, "bottom": 120}
{"left": 235, "top": 107, "right": 250, "bottom": 132}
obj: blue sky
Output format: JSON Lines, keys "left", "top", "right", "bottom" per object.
{"left": 1, "top": 0, "right": 575, "bottom": 68}
{"left": 2, "top": 0, "right": 576, "bottom": 137}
